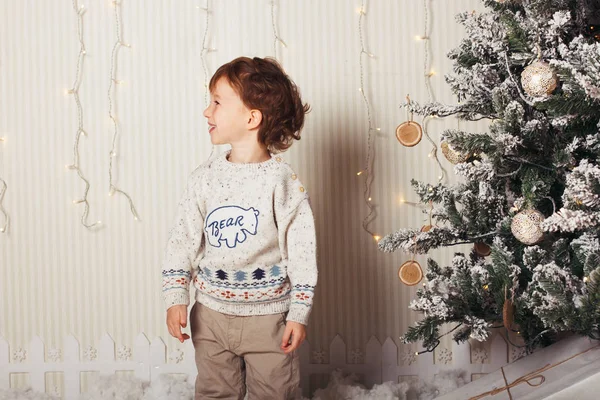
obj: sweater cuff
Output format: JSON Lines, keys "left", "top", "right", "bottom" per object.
{"left": 286, "top": 304, "right": 311, "bottom": 326}
{"left": 163, "top": 291, "right": 190, "bottom": 310}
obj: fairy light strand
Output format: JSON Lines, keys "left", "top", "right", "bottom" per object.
{"left": 0, "top": 136, "right": 8, "bottom": 233}
{"left": 198, "top": 0, "right": 214, "bottom": 108}
{"left": 107, "top": 0, "right": 139, "bottom": 221}
{"left": 66, "top": 1, "right": 101, "bottom": 229}
{"left": 196, "top": 0, "right": 218, "bottom": 162}
{"left": 357, "top": 1, "right": 381, "bottom": 240}
{"left": 270, "top": 0, "right": 287, "bottom": 60}
{"left": 415, "top": 0, "right": 447, "bottom": 183}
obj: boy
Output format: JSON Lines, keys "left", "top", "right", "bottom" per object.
{"left": 161, "top": 56, "right": 317, "bottom": 399}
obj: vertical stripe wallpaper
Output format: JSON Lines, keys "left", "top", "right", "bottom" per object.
{"left": 0, "top": 0, "right": 490, "bottom": 380}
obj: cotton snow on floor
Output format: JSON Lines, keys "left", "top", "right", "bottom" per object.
{"left": 0, "top": 369, "right": 466, "bottom": 400}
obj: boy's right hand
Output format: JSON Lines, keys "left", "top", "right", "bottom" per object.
{"left": 166, "top": 305, "right": 190, "bottom": 343}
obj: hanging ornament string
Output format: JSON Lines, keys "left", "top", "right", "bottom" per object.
{"left": 356, "top": 0, "right": 382, "bottom": 240}
{"left": 399, "top": 233, "right": 424, "bottom": 286}
{"left": 107, "top": 0, "right": 139, "bottom": 221}
{"left": 270, "top": 0, "right": 287, "bottom": 61}
{"left": 415, "top": 0, "right": 447, "bottom": 183}
{"left": 396, "top": 95, "right": 423, "bottom": 147}
{"left": 65, "top": 0, "right": 101, "bottom": 230}
{"left": 0, "top": 136, "right": 8, "bottom": 233}
{"left": 420, "top": 199, "right": 434, "bottom": 231}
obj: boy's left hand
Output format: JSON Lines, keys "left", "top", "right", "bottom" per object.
{"left": 281, "top": 321, "right": 306, "bottom": 354}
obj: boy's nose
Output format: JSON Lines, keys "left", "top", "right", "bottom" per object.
{"left": 203, "top": 106, "right": 210, "bottom": 118}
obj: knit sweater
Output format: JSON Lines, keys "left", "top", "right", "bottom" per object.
{"left": 161, "top": 149, "right": 318, "bottom": 325}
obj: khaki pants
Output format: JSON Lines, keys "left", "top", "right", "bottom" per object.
{"left": 190, "top": 301, "right": 300, "bottom": 400}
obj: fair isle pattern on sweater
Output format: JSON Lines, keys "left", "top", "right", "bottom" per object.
{"left": 161, "top": 149, "right": 318, "bottom": 325}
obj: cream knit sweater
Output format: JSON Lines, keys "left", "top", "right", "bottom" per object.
{"left": 161, "top": 150, "right": 318, "bottom": 325}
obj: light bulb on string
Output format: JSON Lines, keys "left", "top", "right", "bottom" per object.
{"left": 66, "top": 0, "right": 102, "bottom": 230}
{"left": 356, "top": 0, "right": 379, "bottom": 238}
{"left": 106, "top": 0, "right": 140, "bottom": 222}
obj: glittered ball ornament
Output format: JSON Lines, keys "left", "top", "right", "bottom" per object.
{"left": 521, "top": 61, "right": 558, "bottom": 98}
{"left": 441, "top": 141, "right": 469, "bottom": 164}
{"left": 511, "top": 209, "right": 545, "bottom": 245}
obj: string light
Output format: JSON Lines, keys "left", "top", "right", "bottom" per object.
{"left": 415, "top": 0, "right": 447, "bottom": 183}
{"left": 197, "top": 0, "right": 218, "bottom": 163}
{"left": 0, "top": 135, "right": 8, "bottom": 234}
{"left": 108, "top": 0, "right": 140, "bottom": 221}
{"left": 356, "top": 0, "right": 380, "bottom": 239}
{"left": 66, "top": 0, "right": 101, "bottom": 230}
{"left": 584, "top": 276, "right": 589, "bottom": 283}
{"left": 270, "top": 1, "right": 287, "bottom": 60}
{"left": 199, "top": 0, "right": 214, "bottom": 108}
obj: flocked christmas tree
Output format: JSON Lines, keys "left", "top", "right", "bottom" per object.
{"left": 379, "top": 0, "right": 600, "bottom": 353}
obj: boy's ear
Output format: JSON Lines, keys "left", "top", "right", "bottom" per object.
{"left": 247, "top": 109, "right": 263, "bottom": 130}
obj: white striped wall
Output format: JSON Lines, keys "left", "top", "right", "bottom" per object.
{"left": 0, "top": 0, "right": 490, "bottom": 385}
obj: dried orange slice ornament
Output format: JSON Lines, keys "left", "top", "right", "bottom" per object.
{"left": 398, "top": 260, "right": 423, "bottom": 286}
{"left": 396, "top": 121, "right": 423, "bottom": 147}
{"left": 396, "top": 94, "right": 423, "bottom": 147}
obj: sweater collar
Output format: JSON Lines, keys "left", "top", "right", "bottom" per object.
{"left": 217, "top": 149, "right": 279, "bottom": 172}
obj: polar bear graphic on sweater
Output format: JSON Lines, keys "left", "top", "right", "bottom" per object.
{"left": 205, "top": 205, "right": 260, "bottom": 248}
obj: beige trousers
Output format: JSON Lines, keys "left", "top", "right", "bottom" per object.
{"left": 190, "top": 301, "right": 300, "bottom": 400}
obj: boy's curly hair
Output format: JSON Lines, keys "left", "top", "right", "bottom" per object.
{"left": 209, "top": 57, "right": 310, "bottom": 153}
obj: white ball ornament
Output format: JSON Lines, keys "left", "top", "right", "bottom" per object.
{"left": 511, "top": 209, "right": 545, "bottom": 245}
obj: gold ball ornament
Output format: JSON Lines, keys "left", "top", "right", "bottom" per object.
{"left": 521, "top": 61, "right": 558, "bottom": 98}
{"left": 511, "top": 209, "right": 545, "bottom": 245}
{"left": 396, "top": 121, "right": 423, "bottom": 147}
{"left": 398, "top": 260, "right": 423, "bottom": 286}
{"left": 441, "top": 141, "right": 469, "bottom": 164}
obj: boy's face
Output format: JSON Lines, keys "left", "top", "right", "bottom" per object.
{"left": 203, "top": 77, "right": 257, "bottom": 146}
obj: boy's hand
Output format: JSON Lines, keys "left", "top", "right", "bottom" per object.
{"left": 166, "top": 305, "right": 190, "bottom": 343}
{"left": 281, "top": 321, "right": 306, "bottom": 354}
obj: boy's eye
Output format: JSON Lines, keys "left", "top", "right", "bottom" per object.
{"left": 214, "top": 101, "right": 220, "bottom": 105}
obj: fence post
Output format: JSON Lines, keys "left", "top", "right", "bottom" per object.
{"left": 134, "top": 333, "right": 150, "bottom": 381}
{"left": 364, "top": 336, "right": 382, "bottom": 388}
{"left": 0, "top": 336, "right": 9, "bottom": 389}
{"left": 63, "top": 334, "right": 80, "bottom": 399}
{"left": 382, "top": 338, "right": 398, "bottom": 383}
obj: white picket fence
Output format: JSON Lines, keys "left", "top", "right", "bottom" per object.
{"left": 1, "top": 333, "right": 514, "bottom": 399}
